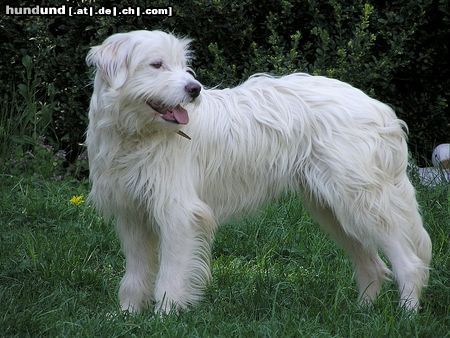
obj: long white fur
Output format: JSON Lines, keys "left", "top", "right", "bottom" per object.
{"left": 86, "top": 30, "right": 432, "bottom": 314}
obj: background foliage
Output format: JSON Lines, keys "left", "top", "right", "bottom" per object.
{"left": 1, "top": 0, "right": 449, "bottom": 171}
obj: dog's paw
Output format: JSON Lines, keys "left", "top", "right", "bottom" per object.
{"left": 120, "top": 298, "right": 146, "bottom": 314}
{"left": 154, "top": 294, "right": 186, "bottom": 316}
{"left": 119, "top": 281, "right": 152, "bottom": 314}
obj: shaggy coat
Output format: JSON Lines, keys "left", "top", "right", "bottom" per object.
{"left": 86, "top": 30, "right": 432, "bottom": 314}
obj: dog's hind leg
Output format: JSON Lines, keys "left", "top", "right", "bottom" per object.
{"left": 376, "top": 231, "right": 428, "bottom": 310}
{"left": 117, "top": 213, "right": 159, "bottom": 313}
{"left": 153, "top": 201, "right": 216, "bottom": 314}
{"left": 302, "top": 193, "right": 390, "bottom": 304}
{"left": 371, "top": 177, "right": 431, "bottom": 311}
{"left": 323, "top": 175, "right": 431, "bottom": 311}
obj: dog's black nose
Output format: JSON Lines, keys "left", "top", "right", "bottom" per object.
{"left": 185, "top": 82, "right": 201, "bottom": 98}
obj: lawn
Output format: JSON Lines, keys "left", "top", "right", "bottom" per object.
{"left": 1, "top": 173, "right": 449, "bottom": 337}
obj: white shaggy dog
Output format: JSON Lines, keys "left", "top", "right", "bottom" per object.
{"left": 86, "top": 30, "right": 432, "bottom": 314}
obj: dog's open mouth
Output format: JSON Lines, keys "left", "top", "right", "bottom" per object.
{"left": 147, "top": 101, "right": 189, "bottom": 125}
{"left": 147, "top": 101, "right": 191, "bottom": 140}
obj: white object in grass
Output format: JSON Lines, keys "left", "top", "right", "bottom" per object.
{"left": 432, "top": 143, "right": 450, "bottom": 169}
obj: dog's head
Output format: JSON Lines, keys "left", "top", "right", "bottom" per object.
{"left": 87, "top": 30, "right": 201, "bottom": 134}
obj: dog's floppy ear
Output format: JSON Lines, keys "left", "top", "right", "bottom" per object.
{"left": 86, "top": 33, "right": 133, "bottom": 89}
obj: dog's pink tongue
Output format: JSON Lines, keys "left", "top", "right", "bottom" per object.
{"left": 161, "top": 105, "right": 189, "bottom": 124}
{"left": 173, "top": 105, "right": 189, "bottom": 124}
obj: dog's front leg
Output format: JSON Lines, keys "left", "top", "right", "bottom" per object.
{"left": 153, "top": 203, "right": 216, "bottom": 314}
{"left": 116, "top": 214, "right": 159, "bottom": 313}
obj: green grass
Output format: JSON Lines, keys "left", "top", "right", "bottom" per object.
{"left": 0, "top": 173, "right": 449, "bottom": 337}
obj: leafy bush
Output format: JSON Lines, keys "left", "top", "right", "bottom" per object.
{"left": 1, "top": 0, "right": 448, "bottom": 170}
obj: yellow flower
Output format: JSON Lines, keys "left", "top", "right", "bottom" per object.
{"left": 70, "top": 195, "right": 85, "bottom": 205}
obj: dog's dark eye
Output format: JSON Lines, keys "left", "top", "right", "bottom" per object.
{"left": 150, "top": 61, "right": 163, "bottom": 69}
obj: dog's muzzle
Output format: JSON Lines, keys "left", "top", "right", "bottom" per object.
{"left": 146, "top": 82, "right": 201, "bottom": 125}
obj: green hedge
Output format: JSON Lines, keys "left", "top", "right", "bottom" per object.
{"left": 1, "top": 0, "right": 448, "bottom": 167}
